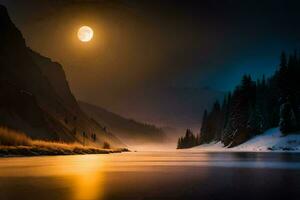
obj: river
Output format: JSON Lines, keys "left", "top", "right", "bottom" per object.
{"left": 0, "top": 151, "right": 300, "bottom": 200}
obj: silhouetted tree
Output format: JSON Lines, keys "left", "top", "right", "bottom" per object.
{"left": 279, "top": 99, "right": 297, "bottom": 134}
{"left": 177, "top": 129, "right": 198, "bottom": 149}
{"left": 247, "top": 105, "right": 264, "bottom": 135}
{"left": 199, "top": 110, "right": 208, "bottom": 144}
{"left": 222, "top": 75, "right": 256, "bottom": 147}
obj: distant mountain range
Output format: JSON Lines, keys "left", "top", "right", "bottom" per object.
{"left": 0, "top": 5, "right": 124, "bottom": 147}
{"left": 80, "top": 101, "right": 167, "bottom": 145}
{"left": 104, "top": 86, "right": 224, "bottom": 132}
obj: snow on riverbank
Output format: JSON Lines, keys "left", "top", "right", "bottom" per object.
{"left": 192, "top": 128, "right": 300, "bottom": 152}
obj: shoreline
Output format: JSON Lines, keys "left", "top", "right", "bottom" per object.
{"left": 179, "top": 147, "right": 300, "bottom": 153}
{"left": 0, "top": 145, "right": 129, "bottom": 157}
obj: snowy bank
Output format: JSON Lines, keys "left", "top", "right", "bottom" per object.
{"left": 192, "top": 128, "right": 300, "bottom": 152}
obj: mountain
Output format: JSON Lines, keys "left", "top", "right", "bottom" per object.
{"left": 1, "top": 1, "right": 225, "bottom": 137}
{"left": 0, "top": 5, "right": 123, "bottom": 147}
{"left": 79, "top": 101, "right": 167, "bottom": 145}
{"left": 104, "top": 87, "right": 224, "bottom": 133}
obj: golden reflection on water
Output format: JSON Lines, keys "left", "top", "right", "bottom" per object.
{"left": 70, "top": 156, "right": 104, "bottom": 200}
{"left": 0, "top": 152, "right": 213, "bottom": 200}
{"left": 0, "top": 152, "right": 297, "bottom": 200}
{"left": 0, "top": 155, "right": 106, "bottom": 200}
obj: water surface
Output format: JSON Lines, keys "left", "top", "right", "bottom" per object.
{"left": 0, "top": 151, "right": 300, "bottom": 200}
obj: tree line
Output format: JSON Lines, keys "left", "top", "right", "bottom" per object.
{"left": 177, "top": 51, "right": 300, "bottom": 149}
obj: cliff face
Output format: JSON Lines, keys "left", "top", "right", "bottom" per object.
{"left": 30, "top": 50, "right": 80, "bottom": 111}
{"left": 0, "top": 5, "right": 123, "bottom": 147}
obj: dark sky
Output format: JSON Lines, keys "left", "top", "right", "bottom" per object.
{"left": 1, "top": 0, "right": 300, "bottom": 106}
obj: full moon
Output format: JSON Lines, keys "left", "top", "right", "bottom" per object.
{"left": 77, "top": 26, "right": 94, "bottom": 42}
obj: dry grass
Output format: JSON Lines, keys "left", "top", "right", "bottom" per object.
{"left": 0, "top": 127, "right": 128, "bottom": 156}
{"left": 0, "top": 127, "right": 32, "bottom": 146}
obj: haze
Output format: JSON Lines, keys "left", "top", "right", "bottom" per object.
{"left": 2, "top": 0, "right": 300, "bottom": 128}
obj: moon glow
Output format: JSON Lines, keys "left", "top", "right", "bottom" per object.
{"left": 78, "top": 26, "right": 94, "bottom": 42}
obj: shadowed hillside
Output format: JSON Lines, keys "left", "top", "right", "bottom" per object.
{"left": 0, "top": 127, "right": 127, "bottom": 156}
{"left": 0, "top": 5, "right": 123, "bottom": 148}
{"left": 80, "top": 101, "right": 167, "bottom": 145}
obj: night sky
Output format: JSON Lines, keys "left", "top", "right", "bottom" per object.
{"left": 1, "top": 0, "right": 300, "bottom": 108}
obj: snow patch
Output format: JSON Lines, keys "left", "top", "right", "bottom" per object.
{"left": 191, "top": 128, "right": 300, "bottom": 152}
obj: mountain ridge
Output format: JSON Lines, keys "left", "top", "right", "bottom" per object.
{"left": 0, "top": 4, "right": 123, "bottom": 147}
{"left": 79, "top": 101, "right": 167, "bottom": 145}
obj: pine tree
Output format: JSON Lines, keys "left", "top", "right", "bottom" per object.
{"left": 196, "top": 50, "right": 300, "bottom": 148}
{"left": 247, "top": 105, "right": 264, "bottom": 135}
{"left": 177, "top": 129, "right": 198, "bottom": 149}
{"left": 278, "top": 51, "right": 289, "bottom": 101}
{"left": 254, "top": 75, "right": 269, "bottom": 132}
{"left": 177, "top": 137, "right": 182, "bottom": 149}
{"left": 212, "top": 100, "right": 223, "bottom": 141}
{"left": 266, "top": 72, "right": 280, "bottom": 127}
{"left": 222, "top": 75, "right": 256, "bottom": 147}
{"left": 199, "top": 110, "right": 208, "bottom": 144}
{"left": 279, "top": 99, "right": 297, "bottom": 135}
